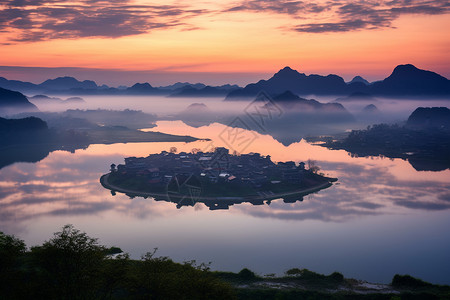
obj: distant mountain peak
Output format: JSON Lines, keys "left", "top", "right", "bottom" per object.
{"left": 361, "top": 104, "right": 380, "bottom": 114}
{"left": 273, "top": 66, "right": 303, "bottom": 78}
{"left": 349, "top": 76, "right": 369, "bottom": 85}
{"left": 281, "top": 66, "right": 295, "bottom": 72}
{"left": 389, "top": 64, "right": 446, "bottom": 79}
{"left": 372, "top": 64, "right": 450, "bottom": 95}
{"left": 393, "top": 64, "right": 418, "bottom": 71}
{"left": 39, "top": 76, "right": 98, "bottom": 90}
{"left": 131, "top": 82, "right": 153, "bottom": 89}
{"left": 390, "top": 64, "right": 423, "bottom": 77}
{"left": 273, "top": 90, "right": 300, "bottom": 101}
{"left": 125, "top": 82, "right": 159, "bottom": 94}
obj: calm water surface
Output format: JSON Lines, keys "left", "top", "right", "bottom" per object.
{"left": 1, "top": 120, "right": 450, "bottom": 284}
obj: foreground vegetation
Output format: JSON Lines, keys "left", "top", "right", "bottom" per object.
{"left": 1, "top": 225, "right": 450, "bottom": 299}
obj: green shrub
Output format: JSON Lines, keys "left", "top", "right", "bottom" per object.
{"left": 285, "top": 268, "right": 302, "bottom": 276}
{"left": 328, "top": 271, "right": 344, "bottom": 282}
{"left": 391, "top": 274, "right": 432, "bottom": 288}
{"left": 30, "top": 224, "right": 107, "bottom": 299}
{"left": 238, "top": 268, "right": 257, "bottom": 280}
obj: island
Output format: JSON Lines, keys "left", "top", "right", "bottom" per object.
{"left": 101, "top": 148, "right": 337, "bottom": 210}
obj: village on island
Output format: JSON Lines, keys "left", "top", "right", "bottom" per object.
{"left": 101, "top": 147, "right": 337, "bottom": 210}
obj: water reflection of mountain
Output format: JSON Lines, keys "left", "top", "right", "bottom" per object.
{"left": 100, "top": 149, "right": 336, "bottom": 210}
{"left": 0, "top": 144, "right": 52, "bottom": 170}
{"left": 175, "top": 92, "right": 356, "bottom": 145}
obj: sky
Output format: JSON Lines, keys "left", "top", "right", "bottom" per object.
{"left": 0, "top": 0, "right": 449, "bottom": 86}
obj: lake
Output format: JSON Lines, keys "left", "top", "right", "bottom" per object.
{"left": 1, "top": 96, "right": 450, "bottom": 285}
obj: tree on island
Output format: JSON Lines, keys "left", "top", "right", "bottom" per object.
{"left": 170, "top": 146, "right": 178, "bottom": 153}
{"left": 307, "top": 159, "right": 320, "bottom": 174}
{"left": 191, "top": 148, "right": 201, "bottom": 154}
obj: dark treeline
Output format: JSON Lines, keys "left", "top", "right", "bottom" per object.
{"left": 0, "top": 225, "right": 234, "bottom": 300}
{"left": 2, "top": 225, "right": 450, "bottom": 300}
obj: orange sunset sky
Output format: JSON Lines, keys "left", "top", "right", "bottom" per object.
{"left": 0, "top": 0, "right": 449, "bottom": 86}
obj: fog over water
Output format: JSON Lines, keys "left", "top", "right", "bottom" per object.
{"left": 2, "top": 95, "right": 450, "bottom": 284}
{"left": 29, "top": 94, "right": 450, "bottom": 119}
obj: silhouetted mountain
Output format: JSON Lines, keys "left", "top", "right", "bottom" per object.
{"left": 0, "top": 87, "right": 38, "bottom": 114}
{"left": 126, "top": 83, "right": 162, "bottom": 95}
{"left": 349, "top": 76, "right": 370, "bottom": 85}
{"left": 39, "top": 76, "right": 98, "bottom": 91}
{"left": 226, "top": 64, "right": 450, "bottom": 99}
{"left": 272, "top": 90, "right": 354, "bottom": 116}
{"left": 159, "top": 82, "right": 206, "bottom": 90}
{"left": 0, "top": 77, "right": 42, "bottom": 93}
{"left": 406, "top": 107, "right": 450, "bottom": 130}
{"left": 361, "top": 104, "right": 380, "bottom": 114}
{"left": 353, "top": 104, "right": 383, "bottom": 124}
{"left": 176, "top": 103, "right": 216, "bottom": 127}
{"left": 29, "top": 94, "right": 64, "bottom": 104}
{"left": 69, "top": 87, "right": 122, "bottom": 95}
{"left": 334, "top": 92, "right": 377, "bottom": 102}
{"left": 169, "top": 85, "right": 239, "bottom": 97}
{"left": 226, "top": 66, "right": 351, "bottom": 99}
{"left": 221, "top": 91, "right": 356, "bottom": 145}
{"left": 28, "top": 95, "right": 86, "bottom": 108}
{"left": 272, "top": 90, "right": 303, "bottom": 101}
{"left": 371, "top": 64, "right": 450, "bottom": 96}
{"left": 3, "top": 64, "right": 449, "bottom": 97}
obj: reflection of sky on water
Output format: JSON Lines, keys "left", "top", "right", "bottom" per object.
{"left": 1, "top": 122, "right": 450, "bottom": 284}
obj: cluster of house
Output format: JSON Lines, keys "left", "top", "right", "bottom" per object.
{"left": 111, "top": 147, "right": 308, "bottom": 187}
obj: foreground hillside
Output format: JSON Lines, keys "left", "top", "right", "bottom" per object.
{"left": 1, "top": 226, "right": 449, "bottom": 300}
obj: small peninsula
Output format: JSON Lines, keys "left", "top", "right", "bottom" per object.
{"left": 101, "top": 148, "right": 337, "bottom": 210}
{"left": 0, "top": 115, "right": 200, "bottom": 170}
{"left": 322, "top": 107, "right": 450, "bottom": 171}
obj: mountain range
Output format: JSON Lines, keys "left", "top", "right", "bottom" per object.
{"left": 226, "top": 64, "right": 450, "bottom": 99}
{"left": 0, "top": 76, "right": 240, "bottom": 97}
{"left": 0, "top": 64, "right": 449, "bottom": 98}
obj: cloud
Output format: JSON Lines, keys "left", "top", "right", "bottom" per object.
{"left": 225, "top": 0, "right": 329, "bottom": 15}
{"left": 227, "top": 0, "right": 450, "bottom": 33}
{"left": 1, "top": 0, "right": 449, "bottom": 41}
{"left": 0, "top": 0, "right": 209, "bottom": 42}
